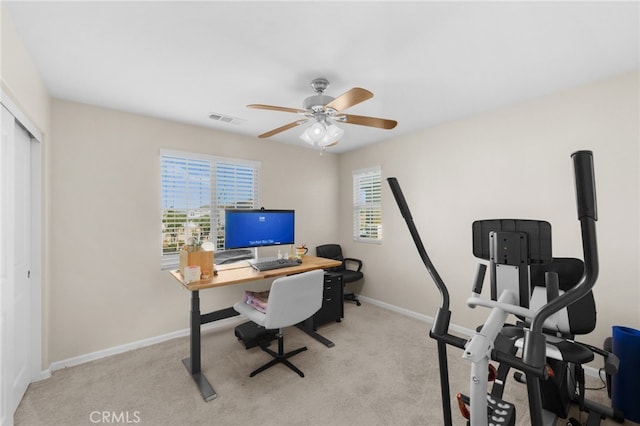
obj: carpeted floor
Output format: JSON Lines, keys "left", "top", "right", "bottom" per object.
{"left": 15, "top": 302, "right": 633, "bottom": 426}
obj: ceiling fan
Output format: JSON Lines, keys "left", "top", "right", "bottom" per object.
{"left": 247, "top": 78, "right": 397, "bottom": 149}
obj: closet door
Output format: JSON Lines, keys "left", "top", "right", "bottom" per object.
{"left": 1, "top": 105, "right": 33, "bottom": 426}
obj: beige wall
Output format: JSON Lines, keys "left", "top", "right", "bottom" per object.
{"left": 339, "top": 71, "right": 640, "bottom": 350}
{"left": 3, "top": 3, "right": 639, "bottom": 370}
{"left": 48, "top": 100, "right": 340, "bottom": 363}
{"left": 0, "top": 6, "right": 50, "bottom": 134}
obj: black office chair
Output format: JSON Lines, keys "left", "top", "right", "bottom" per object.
{"left": 315, "top": 244, "right": 363, "bottom": 306}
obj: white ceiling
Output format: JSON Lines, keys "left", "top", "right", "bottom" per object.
{"left": 4, "top": 1, "right": 639, "bottom": 153}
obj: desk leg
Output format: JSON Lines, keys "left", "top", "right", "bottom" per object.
{"left": 182, "top": 290, "right": 217, "bottom": 402}
{"left": 296, "top": 318, "right": 335, "bottom": 348}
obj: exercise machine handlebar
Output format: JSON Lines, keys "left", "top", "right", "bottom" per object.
{"left": 528, "top": 151, "right": 598, "bottom": 337}
{"left": 573, "top": 150, "right": 598, "bottom": 221}
{"left": 387, "top": 175, "right": 467, "bottom": 426}
{"left": 491, "top": 349, "right": 549, "bottom": 380}
{"left": 472, "top": 264, "right": 487, "bottom": 295}
{"left": 387, "top": 176, "right": 453, "bottom": 337}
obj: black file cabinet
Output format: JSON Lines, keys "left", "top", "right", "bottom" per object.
{"left": 311, "top": 273, "right": 344, "bottom": 329}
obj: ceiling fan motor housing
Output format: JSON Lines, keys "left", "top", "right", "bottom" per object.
{"left": 303, "top": 94, "right": 335, "bottom": 112}
{"left": 304, "top": 78, "right": 334, "bottom": 112}
{"left": 310, "top": 77, "right": 329, "bottom": 93}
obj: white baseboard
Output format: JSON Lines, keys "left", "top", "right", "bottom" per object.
{"left": 358, "top": 295, "right": 477, "bottom": 337}
{"left": 357, "top": 295, "right": 601, "bottom": 379}
{"left": 45, "top": 315, "right": 246, "bottom": 374}
{"left": 32, "top": 369, "right": 51, "bottom": 382}
{"left": 40, "top": 296, "right": 600, "bottom": 380}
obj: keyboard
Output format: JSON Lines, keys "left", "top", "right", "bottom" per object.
{"left": 251, "top": 258, "right": 301, "bottom": 271}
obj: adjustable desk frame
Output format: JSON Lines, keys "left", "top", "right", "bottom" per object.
{"left": 169, "top": 256, "right": 342, "bottom": 402}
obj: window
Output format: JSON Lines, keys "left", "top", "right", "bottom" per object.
{"left": 160, "top": 150, "right": 260, "bottom": 268}
{"left": 353, "top": 166, "right": 382, "bottom": 243}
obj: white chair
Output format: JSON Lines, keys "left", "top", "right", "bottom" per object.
{"left": 233, "top": 269, "right": 324, "bottom": 377}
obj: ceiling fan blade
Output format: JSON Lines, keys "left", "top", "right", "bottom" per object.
{"left": 247, "top": 104, "right": 307, "bottom": 114}
{"left": 342, "top": 113, "right": 398, "bottom": 130}
{"left": 258, "top": 120, "right": 308, "bottom": 138}
{"left": 325, "top": 87, "right": 373, "bottom": 112}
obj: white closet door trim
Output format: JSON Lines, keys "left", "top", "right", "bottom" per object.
{"left": 0, "top": 89, "right": 43, "bottom": 142}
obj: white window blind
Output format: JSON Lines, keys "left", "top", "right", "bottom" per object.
{"left": 160, "top": 150, "right": 260, "bottom": 268}
{"left": 212, "top": 160, "right": 260, "bottom": 249}
{"left": 353, "top": 166, "right": 382, "bottom": 243}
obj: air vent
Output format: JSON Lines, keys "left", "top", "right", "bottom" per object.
{"left": 209, "top": 112, "right": 246, "bottom": 125}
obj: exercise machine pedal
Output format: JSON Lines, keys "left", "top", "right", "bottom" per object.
{"left": 457, "top": 393, "right": 516, "bottom": 425}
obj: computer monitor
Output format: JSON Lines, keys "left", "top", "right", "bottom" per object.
{"left": 224, "top": 209, "right": 295, "bottom": 250}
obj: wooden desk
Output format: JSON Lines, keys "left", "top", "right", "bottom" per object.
{"left": 169, "top": 255, "right": 341, "bottom": 402}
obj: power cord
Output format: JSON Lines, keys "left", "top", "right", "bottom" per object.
{"left": 584, "top": 368, "right": 607, "bottom": 391}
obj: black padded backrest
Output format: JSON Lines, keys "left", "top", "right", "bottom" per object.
{"left": 473, "top": 219, "right": 552, "bottom": 264}
{"left": 473, "top": 219, "right": 552, "bottom": 308}
{"left": 315, "top": 244, "right": 345, "bottom": 272}
{"left": 530, "top": 257, "right": 596, "bottom": 335}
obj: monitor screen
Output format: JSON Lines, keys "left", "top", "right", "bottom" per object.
{"left": 224, "top": 209, "right": 295, "bottom": 250}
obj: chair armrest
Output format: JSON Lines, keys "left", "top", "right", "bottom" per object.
{"left": 576, "top": 341, "right": 619, "bottom": 376}
{"left": 344, "top": 258, "right": 363, "bottom": 272}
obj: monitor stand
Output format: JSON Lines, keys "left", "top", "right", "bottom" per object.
{"left": 251, "top": 245, "right": 294, "bottom": 264}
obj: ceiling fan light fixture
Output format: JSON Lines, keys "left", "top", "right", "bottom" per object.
{"left": 325, "top": 123, "right": 344, "bottom": 142}
{"left": 300, "top": 122, "right": 324, "bottom": 144}
{"left": 300, "top": 121, "right": 343, "bottom": 148}
{"left": 309, "top": 122, "right": 325, "bottom": 142}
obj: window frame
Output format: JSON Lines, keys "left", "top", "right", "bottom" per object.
{"left": 160, "top": 149, "right": 260, "bottom": 269}
{"left": 352, "top": 165, "right": 383, "bottom": 244}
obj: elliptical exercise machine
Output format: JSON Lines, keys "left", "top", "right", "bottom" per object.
{"left": 388, "top": 151, "right": 614, "bottom": 425}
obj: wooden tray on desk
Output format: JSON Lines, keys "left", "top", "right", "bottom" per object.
{"left": 169, "top": 255, "right": 341, "bottom": 291}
